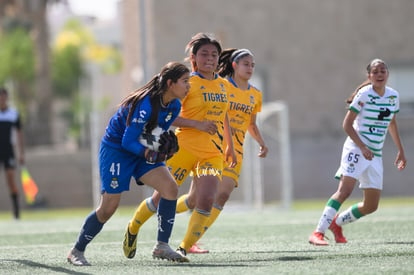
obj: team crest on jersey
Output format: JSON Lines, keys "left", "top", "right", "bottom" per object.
{"left": 220, "top": 83, "right": 225, "bottom": 93}
{"left": 230, "top": 93, "right": 235, "bottom": 98}
{"left": 250, "top": 95, "right": 255, "bottom": 105}
{"left": 200, "top": 85, "right": 206, "bottom": 90}
{"left": 358, "top": 101, "right": 364, "bottom": 107}
{"left": 165, "top": 112, "right": 172, "bottom": 122}
{"left": 346, "top": 163, "right": 355, "bottom": 173}
{"left": 388, "top": 96, "right": 396, "bottom": 106}
{"left": 110, "top": 178, "right": 119, "bottom": 189}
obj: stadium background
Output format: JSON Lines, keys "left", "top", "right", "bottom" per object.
{"left": 0, "top": 0, "right": 413, "bottom": 210}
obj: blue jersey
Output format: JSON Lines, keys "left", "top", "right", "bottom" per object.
{"left": 99, "top": 94, "right": 181, "bottom": 194}
{"left": 101, "top": 94, "right": 181, "bottom": 157}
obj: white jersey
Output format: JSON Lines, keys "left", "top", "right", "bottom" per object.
{"left": 346, "top": 84, "right": 399, "bottom": 157}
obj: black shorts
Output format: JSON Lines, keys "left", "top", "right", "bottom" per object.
{"left": 0, "top": 147, "right": 16, "bottom": 169}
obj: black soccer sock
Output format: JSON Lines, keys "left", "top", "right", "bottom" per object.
{"left": 11, "top": 193, "right": 19, "bottom": 219}
{"left": 74, "top": 211, "right": 105, "bottom": 251}
{"left": 157, "top": 198, "right": 177, "bottom": 243}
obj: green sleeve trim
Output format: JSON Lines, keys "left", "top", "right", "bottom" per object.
{"left": 349, "top": 106, "right": 360, "bottom": 114}
{"left": 351, "top": 204, "right": 364, "bottom": 218}
{"left": 327, "top": 199, "right": 341, "bottom": 211}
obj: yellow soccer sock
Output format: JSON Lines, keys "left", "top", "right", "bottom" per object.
{"left": 195, "top": 205, "right": 222, "bottom": 242}
{"left": 176, "top": 194, "right": 190, "bottom": 213}
{"left": 129, "top": 197, "right": 156, "bottom": 235}
{"left": 203, "top": 205, "right": 222, "bottom": 233}
{"left": 180, "top": 208, "right": 210, "bottom": 251}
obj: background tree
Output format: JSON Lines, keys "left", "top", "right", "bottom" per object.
{"left": 0, "top": 0, "right": 53, "bottom": 146}
{"left": 52, "top": 19, "right": 122, "bottom": 147}
{"left": 1, "top": 1, "right": 121, "bottom": 147}
{"left": 0, "top": 28, "right": 35, "bottom": 120}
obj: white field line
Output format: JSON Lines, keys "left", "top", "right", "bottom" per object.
{"left": 0, "top": 240, "right": 155, "bottom": 250}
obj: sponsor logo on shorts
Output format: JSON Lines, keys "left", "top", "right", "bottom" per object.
{"left": 196, "top": 167, "right": 221, "bottom": 177}
{"left": 110, "top": 178, "right": 119, "bottom": 189}
{"left": 346, "top": 163, "right": 355, "bottom": 173}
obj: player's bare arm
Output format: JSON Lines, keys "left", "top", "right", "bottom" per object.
{"left": 172, "top": 116, "right": 217, "bottom": 134}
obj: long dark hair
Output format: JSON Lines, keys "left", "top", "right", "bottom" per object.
{"left": 184, "top": 32, "right": 222, "bottom": 72}
{"left": 217, "top": 48, "right": 254, "bottom": 78}
{"left": 120, "top": 62, "right": 189, "bottom": 132}
{"left": 346, "top": 59, "right": 388, "bottom": 104}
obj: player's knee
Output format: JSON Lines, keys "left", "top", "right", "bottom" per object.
{"left": 161, "top": 180, "right": 178, "bottom": 199}
{"left": 216, "top": 192, "right": 230, "bottom": 205}
{"left": 335, "top": 189, "right": 352, "bottom": 202}
{"left": 186, "top": 195, "right": 196, "bottom": 209}
{"left": 197, "top": 194, "right": 215, "bottom": 210}
{"left": 97, "top": 206, "right": 117, "bottom": 222}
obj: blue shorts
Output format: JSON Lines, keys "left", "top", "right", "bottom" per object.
{"left": 99, "top": 143, "right": 165, "bottom": 194}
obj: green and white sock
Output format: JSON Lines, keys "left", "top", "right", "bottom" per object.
{"left": 336, "top": 203, "right": 364, "bottom": 226}
{"left": 316, "top": 198, "right": 341, "bottom": 233}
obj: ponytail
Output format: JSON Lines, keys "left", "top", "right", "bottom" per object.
{"left": 217, "top": 48, "right": 254, "bottom": 78}
{"left": 121, "top": 62, "right": 189, "bottom": 132}
{"left": 346, "top": 79, "right": 371, "bottom": 104}
{"left": 217, "top": 48, "right": 237, "bottom": 78}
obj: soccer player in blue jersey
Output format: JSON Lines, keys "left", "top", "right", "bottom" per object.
{"left": 0, "top": 87, "right": 25, "bottom": 220}
{"left": 67, "top": 62, "right": 191, "bottom": 266}
{"left": 309, "top": 59, "right": 407, "bottom": 246}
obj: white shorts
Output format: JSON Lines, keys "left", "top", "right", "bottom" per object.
{"left": 334, "top": 140, "right": 383, "bottom": 190}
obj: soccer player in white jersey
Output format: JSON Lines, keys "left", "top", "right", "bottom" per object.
{"left": 309, "top": 58, "right": 407, "bottom": 246}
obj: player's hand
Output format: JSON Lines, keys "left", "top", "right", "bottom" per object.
{"left": 258, "top": 145, "right": 268, "bottom": 158}
{"left": 158, "top": 132, "right": 171, "bottom": 153}
{"left": 145, "top": 149, "right": 167, "bottom": 164}
{"left": 197, "top": 120, "right": 217, "bottom": 135}
{"left": 167, "top": 130, "right": 179, "bottom": 155}
{"left": 158, "top": 130, "right": 179, "bottom": 160}
{"left": 361, "top": 146, "right": 373, "bottom": 160}
{"left": 395, "top": 151, "right": 407, "bottom": 171}
{"left": 225, "top": 146, "right": 237, "bottom": 168}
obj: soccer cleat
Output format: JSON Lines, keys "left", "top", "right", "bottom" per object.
{"left": 175, "top": 246, "right": 189, "bottom": 260}
{"left": 309, "top": 231, "right": 329, "bottom": 246}
{"left": 152, "top": 242, "right": 189, "bottom": 262}
{"left": 329, "top": 214, "right": 347, "bottom": 243}
{"left": 188, "top": 243, "right": 209, "bottom": 254}
{"left": 67, "top": 247, "right": 91, "bottom": 266}
{"left": 123, "top": 224, "right": 138, "bottom": 258}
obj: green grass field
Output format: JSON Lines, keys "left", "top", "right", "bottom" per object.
{"left": 1, "top": 198, "right": 414, "bottom": 274}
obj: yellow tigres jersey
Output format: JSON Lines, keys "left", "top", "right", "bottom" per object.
{"left": 224, "top": 78, "right": 262, "bottom": 157}
{"left": 176, "top": 73, "right": 229, "bottom": 158}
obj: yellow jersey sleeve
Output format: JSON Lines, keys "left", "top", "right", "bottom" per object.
{"left": 176, "top": 74, "right": 229, "bottom": 158}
